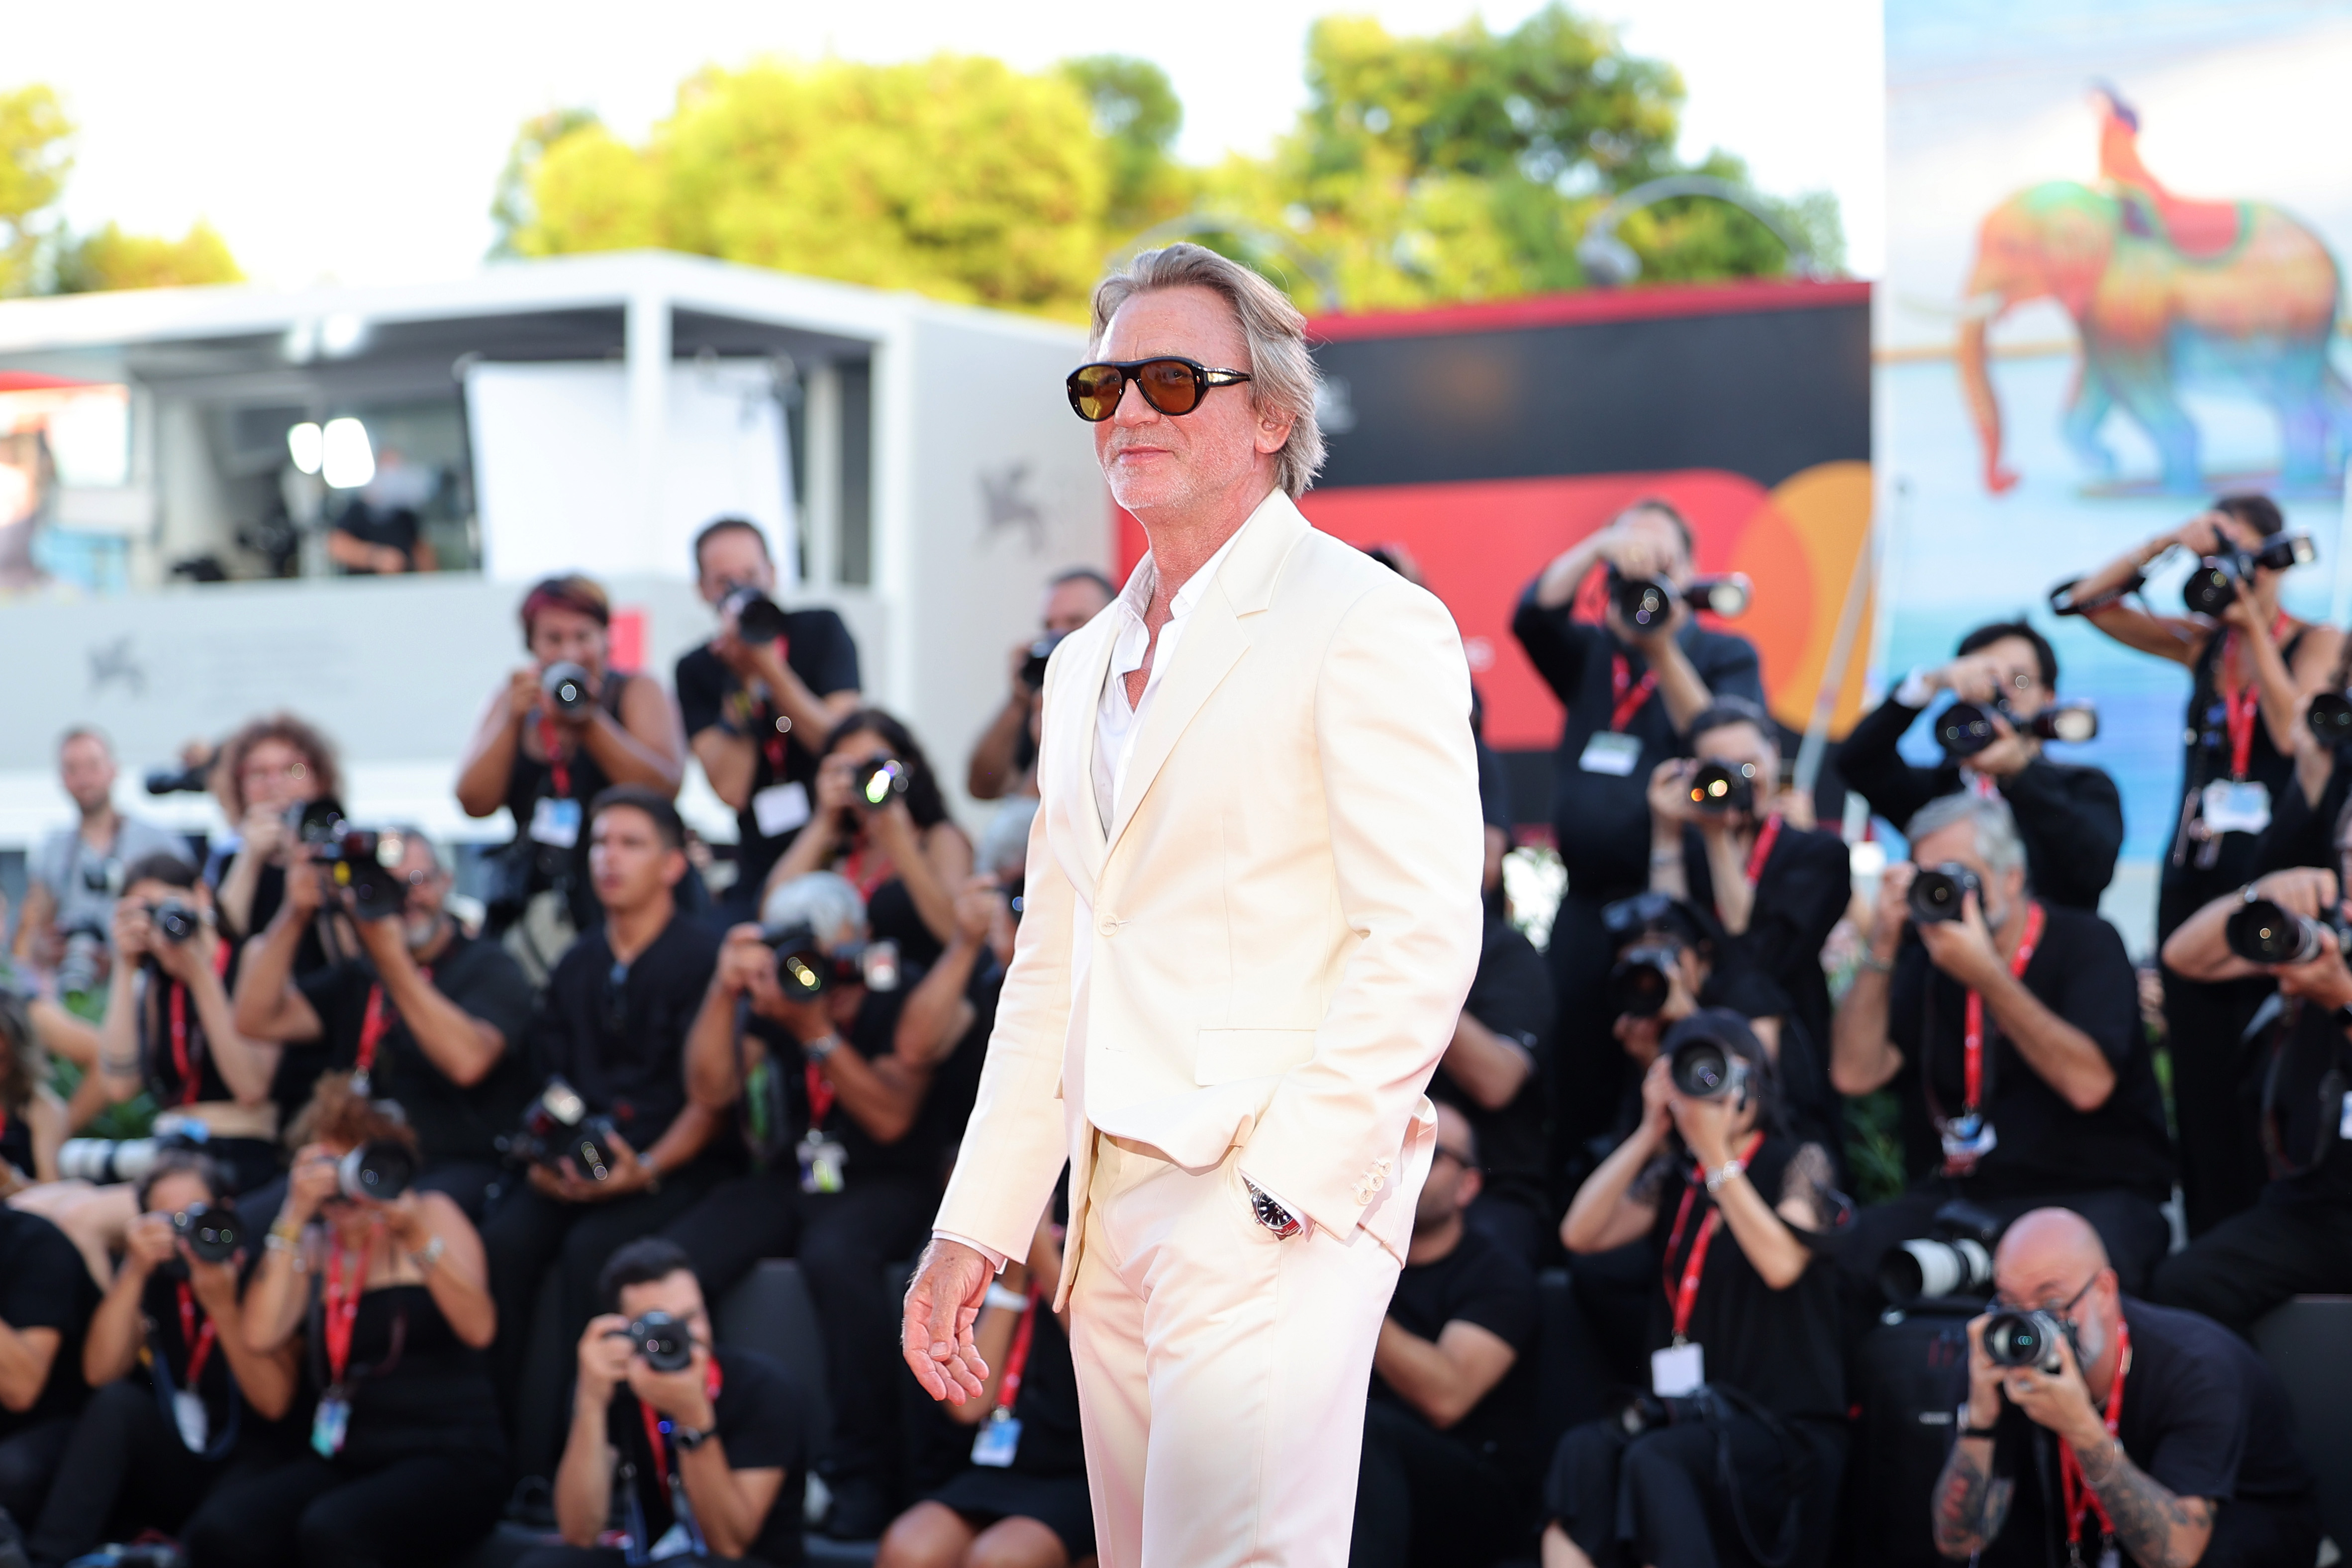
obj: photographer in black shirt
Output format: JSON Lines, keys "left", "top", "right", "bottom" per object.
{"left": 486, "top": 787, "right": 729, "bottom": 1478}
{"left": 1511, "top": 499, "right": 1766, "bottom": 1171}
{"left": 1840, "top": 620, "right": 2123, "bottom": 910}
{"left": 1430, "top": 913, "right": 1555, "bottom": 1270}
{"left": 235, "top": 828, "right": 536, "bottom": 1220}
{"left": 526, "top": 1238, "right": 806, "bottom": 1568}
{"left": 0, "top": 1207, "right": 97, "bottom": 1528}
{"left": 1832, "top": 793, "right": 2173, "bottom": 1293}
{"left": 675, "top": 518, "right": 863, "bottom": 921}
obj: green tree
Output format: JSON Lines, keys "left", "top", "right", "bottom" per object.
{"left": 0, "top": 85, "right": 73, "bottom": 295}
{"left": 490, "top": 107, "right": 603, "bottom": 259}
{"left": 1060, "top": 55, "right": 1193, "bottom": 242}
{"left": 53, "top": 220, "right": 242, "bottom": 293}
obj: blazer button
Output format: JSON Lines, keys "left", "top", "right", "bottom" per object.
{"left": 1097, "top": 914, "right": 1119, "bottom": 936}
{"left": 1369, "top": 1170, "right": 1385, "bottom": 1190}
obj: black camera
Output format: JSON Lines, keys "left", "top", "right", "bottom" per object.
{"left": 338, "top": 1140, "right": 417, "bottom": 1202}
{"left": 767, "top": 922, "right": 900, "bottom": 1001}
{"left": 1609, "top": 570, "right": 1754, "bottom": 631}
{"left": 145, "top": 758, "right": 215, "bottom": 795}
{"left": 173, "top": 1201, "right": 243, "bottom": 1265}
{"left": 2181, "top": 532, "right": 2316, "bottom": 615}
{"left": 2308, "top": 692, "right": 2352, "bottom": 752}
{"left": 722, "top": 586, "right": 790, "bottom": 644}
{"left": 1935, "top": 699, "right": 2099, "bottom": 758}
{"left": 322, "top": 828, "right": 410, "bottom": 922}
{"left": 1983, "top": 1307, "right": 2074, "bottom": 1372}
{"left": 542, "top": 660, "right": 596, "bottom": 717}
{"left": 854, "top": 756, "right": 910, "bottom": 809}
{"left": 2223, "top": 895, "right": 2348, "bottom": 967}
{"left": 613, "top": 1310, "right": 695, "bottom": 1373}
{"left": 1666, "top": 1032, "right": 1745, "bottom": 1101}
{"left": 288, "top": 795, "right": 347, "bottom": 848}
{"left": 82, "top": 857, "right": 123, "bottom": 895}
{"left": 1877, "top": 1200, "right": 2000, "bottom": 1303}
{"left": 151, "top": 898, "right": 203, "bottom": 944}
{"left": 505, "top": 1078, "right": 620, "bottom": 1182}
{"left": 57, "top": 921, "right": 109, "bottom": 995}
{"left": 1606, "top": 942, "right": 1681, "bottom": 1019}
{"left": 1909, "top": 862, "right": 1981, "bottom": 925}
{"left": 1684, "top": 759, "right": 1758, "bottom": 815}
{"left": 1610, "top": 1387, "right": 1713, "bottom": 1436}
{"left": 1021, "top": 631, "right": 1067, "bottom": 691}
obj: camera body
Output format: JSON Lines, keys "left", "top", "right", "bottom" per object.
{"left": 1021, "top": 632, "right": 1067, "bottom": 691}
{"left": 621, "top": 1310, "right": 695, "bottom": 1373}
{"left": 2181, "top": 533, "right": 2316, "bottom": 615}
{"left": 1909, "top": 862, "right": 1982, "bottom": 925}
{"left": 2223, "top": 895, "right": 2351, "bottom": 968}
{"left": 504, "top": 1078, "right": 620, "bottom": 1183}
{"left": 56, "top": 921, "right": 110, "bottom": 994}
{"left": 2307, "top": 692, "right": 2352, "bottom": 753}
{"left": 173, "top": 1201, "right": 243, "bottom": 1265}
{"left": 151, "top": 898, "right": 203, "bottom": 944}
{"left": 767, "top": 922, "right": 900, "bottom": 1001}
{"left": 1935, "top": 699, "right": 2099, "bottom": 758}
{"left": 1607, "top": 942, "right": 1681, "bottom": 1020}
{"left": 541, "top": 661, "right": 596, "bottom": 717}
{"left": 1685, "top": 759, "right": 1758, "bottom": 815}
{"left": 338, "top": 1140, "right": 417, "bottom": 1202}
{"left": 293, "top": 800, "right": 411, "bottom": 922}
{"left": 1877, "top": 1200, "right": 2001, "bottom": 1303}
{"left": 145, "top": 759, "right": 215, "bottom": 795}
{"left": 722, "top": 587, "right": 790, "bottom": 645}
{"left": 1608, "top": 570, "right": 1754, "bottom": 631}
{"left": 1983, "top": 1307, "right": 2075, "bottom": 1373}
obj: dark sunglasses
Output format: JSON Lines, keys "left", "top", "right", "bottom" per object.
{"left": 1067, "top": 357, "right": 1252, "bottom": 422}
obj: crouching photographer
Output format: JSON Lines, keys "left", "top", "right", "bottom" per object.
{"left": 1930, "top": 1208, "right": 2318, "bottom": 1568}
{"left": 234, "top": 822, "right": 535, "bottom": 1220}
{"left": 1545, "top": 1011, "right": 1848, "bottom": 1568}
{"left": 1831, "top": 793, "right": 2174, "bottom": 1296}
{"left": 2151, "top": 865, "right": 2352, "bottom": 1333}
{"left": 21, "top": 1152, "right": 294, "bottom": 1568}
{"left": 523, "top": 1239, "right": 806, "bottom": 1568}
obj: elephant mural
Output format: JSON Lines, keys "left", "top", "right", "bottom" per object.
{"left": 1958, "top": 181, "right": 2352, "bottom": 494}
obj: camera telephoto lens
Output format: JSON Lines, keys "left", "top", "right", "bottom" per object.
{"left": 152, "top": 899, "right": 203, "bottom": 944}
{"left": 1982, "top": 1308, "right": 2069, "bottom": 1372}
{"left": 2222, "top": 898, "right": 2328, "bottom": 967}
{"left": 59, "top": 1137, "right": 166, "bottom": 1185}
{"left": 1935, "top": 701, "right": 2002, "bottom": 758}
{"left": 769, "top": 922, "right": 833, "bottom": 1001}
{"left": 2182, "top": 555, "right": 2245, "bottom": 617}
{"left": 290, "top": 796, "right": 347, "bottom": 847}
{"left": 174, "top": 1202, "right": 243, "bottom": 1264}
{"left": 1666, "top": 1036, "right": 1738, "bottom": 1100}
{"left": 1878, "top": 1236, "right": 1994, "bottom": 1304}
{"left": 1907, "top": 863, "right": 1980, "bottom": 925}
{"left": 623, "top": 1310, "right": 695, "bottom": 1373}
{"left": 2036, "top": 703, "right": 2099, "bottom": 744}
{"left": 2309, "top": 692, "right": 2352, "bottom": 751}
{"left": 1611, "top": 574, "right": 1677, "bottom": 632}
{"left": 1688, "top": 575, "right": 1753, "bottom": 618}
{"left": 725, "top": 588, "right": 791, "bottom": 644}
{"left": 2254, "top": 532, "right": 2318, "bottom": 573}
{"left": 1684, "top": 760, "right": 1755, "bottom": 814}
{"left": 1606, "top": 946, "right": 1677, "bottom": 1019}
{"left": 541, "top": 661, "right": 596, "bottom": 716}
{"left": 338, "top": 1140, "right": 418, "bottom": 1202}
{"left": 858, "top": 758, "right": 909, "bottom": 808}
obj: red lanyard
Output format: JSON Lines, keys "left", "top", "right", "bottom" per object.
{"left": 838, "top": 845, "right": 892, "bottom": 902}
{"left": 2220, "top": 616, "right": 2289, "bottom": 780}
{"left": 165, "top": 941, "right": 234, "bottom": 1107}
{"left": 757, "top": 635, "right": 793, "bottom": 776}
{"left": 639, "top": 1356, "right": 725, "bottom": 1492}
{"left": 322, "top": 1241, "right": 370, "bottom": 1388}
{"left": 538, "top": 713, "right": 572, "bottom": 800}
{"left": 805, "top": 1061, "right": 835, "bottom": 1129}
{"left": 1961, "top": 902, "right": 2046, "bottom": 1119}
{"left": 1610, "top": 655, "right": 1659, "bottom": 733}
{"left": 175, "top": 1281, "right": 218, "bottom": 1388}
{"left": 1743, "top": 815, "right": 1782, "bottom": 888}
{"left": 995, "top": 1284, "right": 1041, "bottom": 1413}
{"left": 354, "top": 966, "right": 430, "bottom": 1081}
{"left": 1661, "top": 1131, "right": 1765, "bottom": 1342}
{"left": 2058, "top": 1320, "right": 2132, "bottom": 1554}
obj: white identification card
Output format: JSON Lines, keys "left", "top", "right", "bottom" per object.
{"left": 2098, "top": 1544, "right": 2121, "bottom": 1568}
{"left": 174, "top": 1390, "right": 209, "bottom": 1452}
{"left": 751, "top": 781, "right": 812, "bottom": 837}
{"left": 2201, "top": 779, "right": 2272, "bottom": 836}
{"left": 798, "top": 1133, "right": 847, "bottom": 1195}
{"left": 649, "top": 1521, "right": 695, "bottom": 1561}
{"left": 1652, "top": 1341, "right": 1705, "bottom": 1396}
{"left": 971, "top": 1410, "right": 1022, "bottom": 1467}
{"left": 529, "top": 796, "right": 583, "bottom": 848}
{"left": 1579, "top": 731, "right": 1643, "bottom": 777}
{"left": 2340, "top": 1090, "right": 2352, "bottom": 1141}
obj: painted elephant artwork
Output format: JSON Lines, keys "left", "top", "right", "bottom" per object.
{"left": 1960, "top": 89, "right": 2352, "bottom": 496}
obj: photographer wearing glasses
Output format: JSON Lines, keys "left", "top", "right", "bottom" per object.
{"left": 1512, "top": 499, "right": 1767, "bottom": 1176}
{"left": 2060, "top": 495, "right": 2343, "bottom": 1237}
{"left": 1831, "top": 794, "right": 2173, "bottom": 1294}
{"left": 967, "top": 568, "right": 1118, "bottom": 804}
{"left": 486, "top": 787, "right": 727, "bottom": 1481}
{"left": 676, "top": 518, "right": 864, "bottom": 924}
{"left": 1547, "top": 1011, "right": 1848, "bottom": 1568}
{"left": 1930, "top": 1207, "right": 2317, "bottom": 1568}
{"left": 1841, "top": 622, "right": 2123, "bottom": 910}
{"left": 233, "top": 827, "right": 537, "bottom": 1221}
{"left": 12, "top": 727, "right": 191, "bottom": 990}
{"left": 525, "top": 1238, "right": 806, "bottom": 1568}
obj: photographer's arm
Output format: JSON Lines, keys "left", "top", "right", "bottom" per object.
{"left": 1438, "top": 1011, "right": 1532, "bottom": 1112}
{"left": 1838, "top": 692, "right": 1939, "bottom": 829}
{"left": 761, "top": 800, "right": 845, "bottom": 899}
{"left": 691, "top": 726, "right": 760, "bottom": 812}
{"left": 454, "top": 684, "right": 526, "bottom": 818}
{"left": 2233, "top": 605, "right": 2338, "bottom": 757}
{"left": 1372, "top": 1317, "right": 1517, "bottom": 1431}
{"left": 895, "top": 930, "right": 981, "bottom": 1070}
{"left": 213, "top": 850, "right": 265, "bottom": 944}
{"left": 8, "top": 882, "right": 52, "bottom": 963}
{"left": 1563, "top": 1066, "right": 1671, "bottom": 1254}
{"left": 1934, "top": 1319, "right": 2016, "bottom": 1557}
{"left": 684, "top": 951, "right": 763, "bottom": 1111}
{"left": 1639, "top": 624, "right": 1718, "bottom": 734}
{"left": 180, "top": 944, "right": 280, "bottom": 1107}
{"left": 2158, "top": 875, "right": 2308, "bottom": 984}
{"left": 2076, "top": 1444, "right": 2215, "bottom": 1568}
{"left": 232, "top": 899, "right": 323, "bottom": 1044}
{"left": 0, "top": 1319, "right": 59, "bottom": 1414}
{"left": 185, "top": 1256, "right": 299, "bottom": 1420}
{"left": 867, "top": 812, "right": 974, "bottom": 950}
{"left": 968, "top": 648, "right": 1036, "bottom": 800}
{"left": 1680, "top": 1115, "right": 1812, "bottom": 1290}
{"left": 577, "top": 676, "right": 686, "bottom": 796}
{"left": 634, "top": 1100, "right": 720, "bottom": 1190}
{"left": 1973, "top": 964, "right": 2115, "bottom": 1112}
{"left": 2075, "top": 525, "right": 2211, "bottom": 665}
{"left": 356, "top": 923, "right": 502, "bottom": 1087}
{"left": 96, "top": 954, "right": 146, "bottom": 1104}
{"left": 82, "top": 1237, "right": 156, "bottom": 1386}
{"left": 555, "top": 1317, "right": 626, "bottom": 1548}
{"left": 816, "top": 1035, "right": 935, "bottom": 1148}
{"left": 1530, "top": 531, "right": 1616, "bottom": 610}
{"left": 390, "top": 1192, "right": 494, "bottom": 1348}
{"left": 1830, "top": 871, "right": 1910, "bottom": 1096}
{"left": 677, "top": 1437, "right": 784, "bottom": 1561}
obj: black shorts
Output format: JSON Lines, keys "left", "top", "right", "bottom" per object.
{"left": 928, "top": 1465, "right": 1095, "bottom": 1559}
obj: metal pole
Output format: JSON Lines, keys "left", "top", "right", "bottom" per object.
{"left": 1793, "top": 513, "right": 1877, "bottom": 806}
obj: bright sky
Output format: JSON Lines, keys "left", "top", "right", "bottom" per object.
{"left": 9, "top": 0, "right": 1884, "bottom": 291}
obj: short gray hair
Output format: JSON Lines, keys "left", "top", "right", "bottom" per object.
{"left": 761, "top": 872, "right": 868, "bottom": 949}
{"left": 1090, "top": 243, "right": 1325, "bottom": 499}
{"left": 1905, "top": 791, "right": 2027, "bottom": 884}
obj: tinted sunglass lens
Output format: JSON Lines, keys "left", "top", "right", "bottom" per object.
{"left": 1070, "top": 365, "right": 1124, "bottom": 421}
{"left": 1137, "top": 359, "right": 1200, "bottom": 415}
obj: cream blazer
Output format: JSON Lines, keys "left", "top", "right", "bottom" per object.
{"left": 933, "top": 489, "right": 1485, "bottom": 1299}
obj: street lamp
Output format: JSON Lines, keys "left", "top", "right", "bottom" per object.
{"left": 1575, "top": 175, "right": 1821, "bottom": 287}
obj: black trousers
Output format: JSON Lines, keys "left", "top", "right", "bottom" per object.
{"left": 1546, "top": 1410, "right": 1846, "bottom": 1568}
{"left": 0, "top": 1415, "right": 74, "bottom": 1531}
{"left": 179, "top": 1443, "right": 507, "bottom": 1568}
{"left": 512, "top": 1548, "right": 781, "bottom": 1568}
{"left": 2158, "top": 960, "right": 2273, "bottom": 1237}
{"left": 664, "top": 1166, "right": 801, "bottom": 1307}
{"left": 26, "top": 1381, "right": 221, "bottom": 1565}
{"left": 486, "top": 1163, "right": 721, "bottom": 1477}
{"left": 1348, "top": 1400, "right": 1525, "bottom": 1568}
{"left": 1841, "top": 1182, "right": 2172, "bottom": 1300}
{"left": 2153, "top": 1193, "right": 2352, "bottom": 1337}
{"left": 798, "top": 1177, "right": 936, "bottom": 1495}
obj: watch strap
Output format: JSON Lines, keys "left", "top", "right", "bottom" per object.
{"left": 673, "top": 1424, "right": 712, "bottom": 1451}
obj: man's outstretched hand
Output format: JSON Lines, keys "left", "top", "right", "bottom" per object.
{"left": 902, "top": 1238, "right": 993, "bottom": 1403}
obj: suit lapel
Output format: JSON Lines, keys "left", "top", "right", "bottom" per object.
{"left": 1058, "top": 602, "right": 1120, "bottom": 897}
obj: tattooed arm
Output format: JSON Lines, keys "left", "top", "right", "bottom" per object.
{"left": 1932, "top": 1434, "right": 2015, "bottom": 1558}
{"left": 2075, "top": 1437, "right": 2215, "bottom": 1568}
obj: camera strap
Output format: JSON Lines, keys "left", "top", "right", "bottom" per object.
{"left": 321, "top": 1240, "right": 370, "bottom": 1390}
{"left": 164, "top": 940, "right": 235, "bottom": 1107}
{"left": 1742, "top": 815, "right": 1782, "bottom": 889}
{"left": 176, "top": 1281, "right": 218, "bottom": 1389}
{"left": 637, "top": 1357, "right": 725, "bottom": 1557}
{"left": 2058, "top": 1318, "right": 2132, "bottom": 1566}
{"left": 1953, "top": 901, "right": 2045, "bottom": 1148}
{"left": 995, "top": 1280, "right": 1041, "bottom": 1414}
{"left": 353, "top": 966, "right": 429, "bottom": 1095}
{"left": 1610, "top": 655, "right": 1659, "bottom": 733}
{"left": 1661, "top": 1132, "right": 1765, "bottom": 1342}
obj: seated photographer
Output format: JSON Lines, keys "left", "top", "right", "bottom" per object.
{"left": 23, "top": 1151, "right": 295, "bottom": 1568}
{"left": 673, "top": 871, "right": 977, "bottom": 1539}
{"left": 762, "top": 709, "right": 974, "bottom": 968}
{"left": 12, "top": 726, "right": 192, "bottom": 988}
{"left": 676, "top": 517, "right": 863, "bottom": 922}
{"left": 1840, "top": 621, "right": 2123, "bottom": 910}
{"left": 966, "top": 566, "right": 1116, "bottom": 803}
{"left": 234, "top": 827, "right": 536, "bottom": 1220}
{"left": 521, "top": 1238, "right": 806, "bottom": 1568}
{"left": 1350, "top": 1103, "right": 1537, "bottom": 1568}
{"left": 0, "top": 993, "right": 68, "bottom": 1193}
{"left": 2151, "top": 863, "right": 2352, "bottom": 1334}
{"left": 204, "top": 713, "right": 344, "bottom": 958}
{"left": 0, "top": 1205, "right": 98, "bottom": 1527}
{"left": 1930, "top": 1207, "right": 2318, "bottom": 1568}
{"left": 1430, "top": 905, "right": 1555, "bottom": 1270}
{"left": 457, "top": 574, "right": 686, "bottom": 945}
{"left": 1832, "top": 793, "right": 2173, "bottom": 1294}
{"left": 1647, "top": 696, "right": 1850, "bottom": 1055}
{"left": 1546, "top": 1012, "right": 1847, "bottom": 1568}
{"left": 208, "top": 1073, "right": 505, "bottom": 1568}
{"left": 488, "top": 786, "right": 729, "bottom": 1479}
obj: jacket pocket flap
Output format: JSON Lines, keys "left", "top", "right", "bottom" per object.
{"left": 1194, "top": 1027, "right": 1318, "bottom": 1086}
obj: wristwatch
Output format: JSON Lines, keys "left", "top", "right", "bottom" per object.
{"left": 801, "top": 1032, "right": 842, "bottom": 1063}
{"left": 1703, "top": 1157, "right": 1748, "bottom": 1193}
{"left": 1243, "top": 1176, "right": 1303, "bottom": 1240}
{"left": 673, "top": 1424, "right": 712, "bottom": 1452}
{"left": 1959, "top": 1405, "right": 2000, "bottom": 1439}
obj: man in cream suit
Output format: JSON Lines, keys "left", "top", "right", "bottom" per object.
{"left": 901, "top": 243, "right": 1484, "bottom": 1567}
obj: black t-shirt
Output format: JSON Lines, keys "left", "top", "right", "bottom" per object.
{"left": 609, "top": 1346, "right": 807, "bottom": 1568}
{"left": 675, "top": 610, "right": 861, "bottom": 892}
{"left": 1373, "top": 1225, "right": 1539, "bottom": 1478}
{"left": 2251, "top": 998, "right": 2352, "bottom": 1208}
{"left": 0, "top": 1209, "right": 97, "bottom": 1435}
{"left": 1431, "top": 917, "right": 1553, "bottom": 1209}
{"left": 1510, "top": 583, "right": 1766, "bottom": 896}
{"left": 529, "top": 914, "right": 720, "bottom": 1155}
{"left": 758, "top": 973, "right": 963, "bottom": 1188}
{"left": 1886, "top": 903, "right": 2171, "bottom": 1202}
{"left": 136, "top": 1268, "right": 239, "bottom": 1431}
{"left": 332, "top": 503, "right": 422, "bottom": 572}
{"left": 1680, "top": 819, "right": 1850, "bottom": 1054}
{"left": 134, "top": 964, "right": 238, "bottom": 1108}
{"left": 1974, "top": 1298, "right": 2313, "bottom": 1566}
{"left": 291, "top": 932, "right": 538, "bottom": 1167}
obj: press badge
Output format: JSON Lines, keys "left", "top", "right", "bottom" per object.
{"left": 174, "top": 1390, "right": 209, "bottom": 1452}
{"left": 797, "top": 1132, "right": 847, "bottom": 1195}
{"left": 971, "top": 1409, "right": 1022, "bottom": 1467}
{"left": 2201, "top": 779, "right": 2271, "bottom": 836}
{"left": 752, "top": 782, "right": 812, "bottom": 837}
{"left": 1578, "top": 731, "right": 1643, "bottom": 777}
{"left": 2339, "top": 1091, "right": 2352, "bottom": 1141}
{"left": 1651, "top": 1342, "right": 1704, "bottom": 1397}
{"left": 1939, "top": 1116, "right": 1999, "bottom": 1175}
{"left": 530, "top": 796, "right": 583, "bottom": 848}
{"left": 310, "top": 1391, "right": 351, "bottom": 1458}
